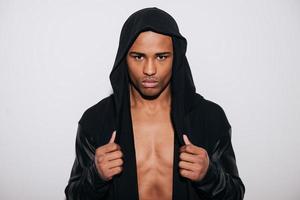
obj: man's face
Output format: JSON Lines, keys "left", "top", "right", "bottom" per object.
{"left": 126, "top": 31, "right": 173, "bottom": 98}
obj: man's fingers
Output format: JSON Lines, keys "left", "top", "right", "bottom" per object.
{"left": 179, "top": 152, "right": 202, "bottom": 163}
{"left": 179, "top": 160, "right": 197, "bottom": 171}
{"left": 105, "top": 150, "right": 123, "bottom": 161}
{"left": 109, "top": 166, "right": 123, "bottom": 177}
{"left": 107, "top": 158, "right": 123, "bottom": 169}
{"left": 180, "top": 144, "right": 204, "bottom": 155}
{"left": 179, "top": 169, "right": 195, "bottom": 180}
{"left": 109, "top": 130, "right": 116, "bottom": 143}
{"left": 105, "top": 143, "right": 121, "bottom": 153}
{"left": 96, "top": 131, "right": 119, "bottom": 154}
{"left": 96, "top": 142, "right": 121, "bottom": 155}
{"left": 183, "top": 134, "right": 192, "bottom": 145}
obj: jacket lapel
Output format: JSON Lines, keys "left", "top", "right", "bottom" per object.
{"left": 113, "top": 96, "right": 139, "bottom": 200}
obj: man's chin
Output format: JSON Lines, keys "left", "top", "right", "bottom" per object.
{"left": 139, "top": 89, "right": 161, "bottom": 100}
{"left": 129, "top": 81, "right": 169, "bottom": 100}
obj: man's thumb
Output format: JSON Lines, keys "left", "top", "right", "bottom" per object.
{"left": 109, "top": 130, "right": 116, "bottom": 143}
{"left": 183, "top": 134, "right": 192, "bottom": 145}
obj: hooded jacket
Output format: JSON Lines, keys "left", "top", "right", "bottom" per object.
{"left": 65, "top": 7, "right": 245, "bottom": 200}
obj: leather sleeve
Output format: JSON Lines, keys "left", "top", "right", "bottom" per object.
{"left": 65, "top": 123, "right": 111, "bottom": 200}
{"left": 191, "top": 108, "right": 245, "bottom": 200}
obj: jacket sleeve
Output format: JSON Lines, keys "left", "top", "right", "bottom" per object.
{"left": 191, "top": 108, "right": 245, "bottom": 200}
{"left": 65, "top": 123, "right": 111, "bottom": 200}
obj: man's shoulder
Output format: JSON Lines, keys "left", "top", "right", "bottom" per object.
{"left": 191, "top": 93, "right": 230, "bottom": 127}
{"left": 78, "top": 94, "right": 115, "bottom": 126}
{"left": 192, "top": 93, "right": 226, "bottom": 115}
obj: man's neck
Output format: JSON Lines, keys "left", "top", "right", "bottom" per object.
{"left": 129, "top": 84, "right": 171, "bottom": 113}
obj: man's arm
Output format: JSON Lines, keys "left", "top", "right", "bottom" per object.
{"left": 191, "top": 108, "right": 245, "bottom": 200}
{"left": 64, "top": 123, "right": 111, "bottom": 200}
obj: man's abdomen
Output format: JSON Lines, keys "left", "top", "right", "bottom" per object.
{"left": 133, "top": 127, "right": 174, "bottom": 200}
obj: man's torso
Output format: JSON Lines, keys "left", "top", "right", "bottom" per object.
{"left": 131, "top": 106, "right": 174, "bottom": 200}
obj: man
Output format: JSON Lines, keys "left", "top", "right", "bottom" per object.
{"left": 65, "top": 7, "right": 245, "bottom": 200}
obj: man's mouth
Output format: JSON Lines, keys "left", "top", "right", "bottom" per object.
{"left": 142, "top": 80, "right": 158, "bottom": 88}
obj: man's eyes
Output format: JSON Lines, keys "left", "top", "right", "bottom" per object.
{"left": 133, "top": 55, "right": 144, "bottom": 60}
{"left": 157, "top": 55, "right": 168, "bottom": 60}
{"left": 132, "top": 55, "right": 168, "bottom": 61}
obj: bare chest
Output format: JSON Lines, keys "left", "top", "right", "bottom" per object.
{"left": 131, "top": 108, "right": 174, "bottom": 200}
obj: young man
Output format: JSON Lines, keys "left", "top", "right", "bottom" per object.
{"left": 65, "top": 7, "right": 245, "bottom": 200}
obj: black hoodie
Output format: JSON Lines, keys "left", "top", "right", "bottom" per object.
{"left": 65, "top": 7, "right": 245, "bottom": 200}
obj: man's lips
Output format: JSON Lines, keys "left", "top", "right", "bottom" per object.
{"left": 142, "top": 80, "right": 158, "bottom": 88}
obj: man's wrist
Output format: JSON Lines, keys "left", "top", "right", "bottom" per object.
{"left": 88, "top": 161, "right": 111, "bottom": 189}
{"left": 191, "top": 160, "right": 218, "bottom": 187}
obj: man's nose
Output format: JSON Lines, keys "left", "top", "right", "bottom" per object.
{"left": 143, "top": 59, "right": 156, "bottom": 76}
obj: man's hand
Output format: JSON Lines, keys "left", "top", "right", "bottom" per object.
{"left": 95, "top": 131, "right": 123, "bottom": 181}
{"left": 179, "top": 134, "right": 210, "bottom": 182}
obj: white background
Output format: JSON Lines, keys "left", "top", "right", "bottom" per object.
{"left": 0, "top": 0, "right": 299, "bottom": 199}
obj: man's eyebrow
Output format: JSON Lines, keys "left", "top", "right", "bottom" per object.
{"left": 128, "top": 51, "right": 173, "bottom": 56}
{"left": 128, "top": 51, "right": 146, "bottom": 56}
{"left": 155, "top": 52, "right": 173, "bottom": 56}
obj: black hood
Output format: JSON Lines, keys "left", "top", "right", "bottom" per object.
{"left": 109, "top": 7, "right": 202, "bottom": 145}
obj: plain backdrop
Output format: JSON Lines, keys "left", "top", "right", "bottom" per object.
{"left": 0, "top": 0, "right": 299, "bottom": 199}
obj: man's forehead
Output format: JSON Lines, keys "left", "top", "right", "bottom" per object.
{"left": 128, "top": 31, "right": 173, "bottom": 52}
{"left": 134, "top": 30, "right": 172, "bottom": 41}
